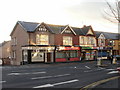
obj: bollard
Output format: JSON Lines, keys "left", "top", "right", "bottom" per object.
{"left": 112, "top": 57, "right": 117, "bottom": 64}
{"left": 97, "top": 58, "right": 102, "bottom": 66}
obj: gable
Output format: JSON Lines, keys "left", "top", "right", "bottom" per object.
{"left": 87, "top": 29, "right": 94, "bottom": 35}
{"left": 38, "top": 24, "right": 48, "bottom": 32}
{"left": 61, "top": 25, "right": 76, "bottom": 35}
{"left": 99, "top": 33, "right": 106, "bottom": 39}
{"left": 35, "top": 23, "right": 54, "bottom": 33}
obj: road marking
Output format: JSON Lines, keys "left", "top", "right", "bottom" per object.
{"left": 31, "top": 74, "right": 70, "bottom": 80}
{"left": 105, "top": 69, "right": 115, "bottom": 71}
{"left": 33, "top": 79, "right": 79, "bottom": 88}
{"left": 8, "top": 72, "right": 46, "bottom": 76}
{"left": 0, "top": 81, "right": 6, "bottom": 83}
{"left": 85, "top": 66, "right": 91, "bottom": 69}
{"left": 80, "top": 76, "right": 120, "bottom": 89}
{"left": 107, "top": 71, "right": 119, "bottom": 74}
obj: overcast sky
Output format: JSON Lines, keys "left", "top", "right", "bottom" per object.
{"left": 0, "top": 0, "right": 118, "bottom": 43}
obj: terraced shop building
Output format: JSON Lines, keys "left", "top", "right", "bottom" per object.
{"left": 10, "top": 21, "right": 97, "bottom": 65}
{"left": 95, "top": 31, "right": 120, "bottom": 60}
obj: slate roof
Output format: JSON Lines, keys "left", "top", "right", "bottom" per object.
{"left": 45, "top": 24, "right": 66, "bottom": 34}
{"left": 18, "top": 21, "right": 40, "bottom": 32}
{"left": 16, "top": 21, "right": 119, "bottom": 39}
{"left": 72, "top": 27, "right": 84, "bottom": 35}
{"left": 95, "top": 31, "right": 119, "bottom": 40}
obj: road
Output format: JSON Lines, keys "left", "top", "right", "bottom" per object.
{"left": 1, "top": 60, "right": 120, "bottom": 89}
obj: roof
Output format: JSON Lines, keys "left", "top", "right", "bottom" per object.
{"left": 18, "top": 21, "right": 40, "bottom": 32}
{"left": 12, "top": 21, "right": 119, "bottom": 39}
{"left": 45, "top": 24, "right": 66, "bottom": 34}
{"left": 95, "top": 31, "right": 119, "bottom": 40}
{"left": 72, "top": 27, "right": 84, "bottom": 35}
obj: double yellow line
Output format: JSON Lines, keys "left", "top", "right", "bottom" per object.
{"left": 80, "top": 76, "right": 120, "bottom": 90}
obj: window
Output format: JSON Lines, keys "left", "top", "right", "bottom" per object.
{"left": 80, "top": 36, "right": 84, "bottom": 44}
{"left": 12, "top": 37, "right": 17, "bottom": 45}
{"left": 63, "top": 36, "right": 72, "bottom": 45}
{"left": 70, "top": 51, "right": 78, "bottom": 58}
{"left": 36, "top": 34, "right": 49, "bottom": 45}
{"left": 109, "top": 40, "right": 114, "bottom": 46}
{"left": 56, "top": 52, "right": 65, "bottom": 58}
{"left": 13, "top": 51, "right": 16, "bottom": 59}
{"left": 98, "top": 39, "right": 105, "bottom": 46}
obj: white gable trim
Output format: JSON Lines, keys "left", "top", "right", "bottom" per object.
{"left": 87, "top": 29, "right": 94, "bottom": 35}
{"left": 61, "top": 25, "right": 76, "bottom": 35}
{"left": 99, "top": 33, "right": 106, "bottom": 39}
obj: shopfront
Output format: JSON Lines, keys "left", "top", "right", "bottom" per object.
{"left": 22, "top": 45, "right": 55, "bottom": 64}
{"left": 55, "top": 46, "right": 81, "bottom": 62}
{"left": 97, "top": 46, "right": 113, "bottom": 59}
{"left": 81, "top": 46, "right": 97, "bottom": 60}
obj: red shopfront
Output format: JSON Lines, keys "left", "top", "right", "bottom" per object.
{"left": 55, "top": 46, "right": 81, "bottom": 62}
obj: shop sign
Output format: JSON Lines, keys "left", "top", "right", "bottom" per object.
{"left": 82, "top": 47, "right": 92, "bottom": 49}
{"left": 58, "top": 47, "right": 80, "bottom": 50}
{"left": 22, "top": 46, "right": 55, "bottom": 50}
{"left": 97, "top": 47, "right": 113, "bottom": 50}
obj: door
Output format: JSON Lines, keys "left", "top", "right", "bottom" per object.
{"left": 81, "top": 52, "right": 86, "bottom": 60}
{"left": 47, "top": 53, "right": 51, "bottom": 62}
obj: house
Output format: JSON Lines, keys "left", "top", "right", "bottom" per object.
{"left": 95, "top": 31, "right": 120, "bottom": 59}
{"left": 0, "top": 41, "right": 11, "bottom": 65}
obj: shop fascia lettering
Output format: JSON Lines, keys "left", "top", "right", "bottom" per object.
{"left": 22, "top": 46, "right": 55, "bottom": 51}
{"left": 58, "top": 46, "right": 80, "bottom": 51}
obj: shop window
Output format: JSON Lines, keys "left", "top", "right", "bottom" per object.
{"left": 56, "top": 52, "right": 65, "bottom": 58}
{"left": 31, "top": 51, "right": 44, "bottom": 62}
{"left": 36, "top": 34, "right": 49, "bottom": 45}
{"left": 70, "top": 51, "right": 78, "bottom": 58}
{"left": 63, "top": 36, "right": 72, "bottom": 45}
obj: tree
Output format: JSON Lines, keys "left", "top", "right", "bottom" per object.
{"left": 103, "top": 0, "right": 120, "bottom": 23}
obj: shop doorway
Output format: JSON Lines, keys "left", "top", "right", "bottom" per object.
{"left": 81, "top": 52, "right": 86, "bottom": 60}
{"left": 47, "top": 53, "right": 51, "bottom": 62}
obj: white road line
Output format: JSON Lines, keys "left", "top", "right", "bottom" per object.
{"left": 105, "top": 69, "right": 115, "bottom": 71}
{"left": 107, "top": 71, "right": 119, "bottom": 74}
{"left": 0, "top": 81, "right": 6, "bottom": 83}
{"left": 33, "top": 79, "right": 79, "bottom": 88}
{"left": 31, "top": 74, "right": 70, "bottom": 80}
{"left": 85, "top": 66, "right": 91, "bottom": 69}
{"left": 32, "top": 72, "right": 46, "bottom": 74}
{"left": 8, "top": 72, "right": 46, "bottom": 76}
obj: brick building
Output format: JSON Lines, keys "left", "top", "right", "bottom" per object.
{"left": 10, "top": 21, "right": 97, "bottom": 65}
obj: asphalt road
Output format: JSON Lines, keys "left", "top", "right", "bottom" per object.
{"left": 1, "top": 60, "right": 120, "bottom": 89}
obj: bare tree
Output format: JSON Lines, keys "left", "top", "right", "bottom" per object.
{"left": 103, "top": 0, "right": 120, "bottom": 23}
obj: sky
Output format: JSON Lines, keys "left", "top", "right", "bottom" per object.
{"left": 0, "top": 0, "right": 118, "bottom": 43}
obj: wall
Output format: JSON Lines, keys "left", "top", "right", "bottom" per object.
{"left": 11, "top": 24, "right": 29, "bottom": 65}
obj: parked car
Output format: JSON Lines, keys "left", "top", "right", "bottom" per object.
{"left": 117, "top": 67, "right": 120, "bottom": 73}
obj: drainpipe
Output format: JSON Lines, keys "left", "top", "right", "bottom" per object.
{"left": 53, "top": 45, "right": 57, "bottom": 63}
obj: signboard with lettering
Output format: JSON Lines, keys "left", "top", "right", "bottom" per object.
{"left": 58, "top": 47, "right": 80, "bottom": 50}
